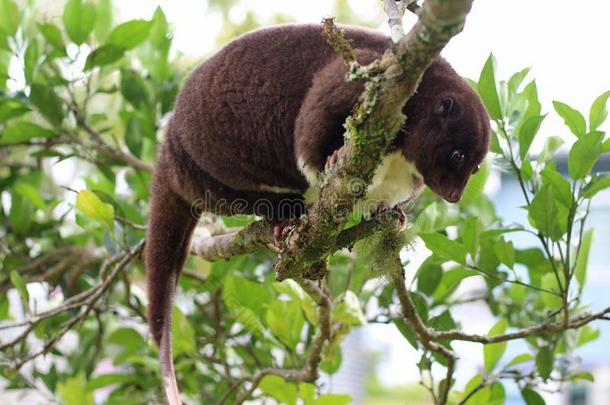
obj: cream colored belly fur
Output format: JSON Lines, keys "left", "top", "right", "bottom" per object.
{"left": 296, "top": 151, "right": 424, "bottom": 215}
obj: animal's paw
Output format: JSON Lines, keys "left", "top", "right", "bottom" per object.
{"left": 324, "top": 147, "right": 345, "bottom": 172}
{"left": 372, "top": 203, "right": 407, "bottom": 230}
{"left": 272, "top": 219, "right": 298, "bottom": 246}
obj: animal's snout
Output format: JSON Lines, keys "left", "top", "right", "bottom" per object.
{"left": 444, "top": 189, "right": 462, "bottom": 203}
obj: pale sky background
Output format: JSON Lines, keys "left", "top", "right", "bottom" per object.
{"left": 110, "top": 0, "right": 610, "bottom": 395}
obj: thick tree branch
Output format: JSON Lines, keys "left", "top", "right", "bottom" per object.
{"left": 384, "top": 0, "right": 407, "bottom": 42}
{"left": 274, "top": 0, "right": 473, "bottom": 281}
{"left": 191, "top": 219, "right": 273, "bottom": 260}
{"left": 190, "top": 211, "right": 403, "bottom": 262}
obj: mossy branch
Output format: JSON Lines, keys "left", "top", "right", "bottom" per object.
{"left": 274, "top": 0, "right": 473, "bottom": 281}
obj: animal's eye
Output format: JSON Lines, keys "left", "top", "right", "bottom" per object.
{"left": 450, "top": 149, "right": 465, "bottom": 166}
{"left": 473, "top": 164, "right": 481, "bottom": 174}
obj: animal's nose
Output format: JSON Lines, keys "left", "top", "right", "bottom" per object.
{"left": 444, "top": 190, "right": 461, "bottom": 203}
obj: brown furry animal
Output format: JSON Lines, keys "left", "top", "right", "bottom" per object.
{"left": 145, "top": 23, "right": 490, "bottom": 404}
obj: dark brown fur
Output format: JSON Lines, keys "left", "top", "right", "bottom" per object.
{"left": 145, "top": 23, "right": 490, "bottom": 402}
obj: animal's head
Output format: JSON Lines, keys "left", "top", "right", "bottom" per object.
{"left": 401, "top": 60, "right": 491, "bottom": 203}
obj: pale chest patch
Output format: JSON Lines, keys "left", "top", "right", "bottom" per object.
{"left": 299, "top": 151, "right": 424, "bottom": 214}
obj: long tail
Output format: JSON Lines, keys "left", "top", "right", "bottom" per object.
{"left": 145, "top": 173, "right": 198, "bottom": 405}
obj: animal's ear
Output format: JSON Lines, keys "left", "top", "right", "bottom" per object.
{"left": 435, "top": 97, "right": 454, "bottom": 117}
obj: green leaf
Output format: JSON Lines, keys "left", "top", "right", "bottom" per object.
{"left": 583, "top": 172, "right": 610, "bottom": 198}
{"left": 63, "top": 0, "right": 96, "bottom": 45}
{"left": 553, "top": 101, "right": 586, "bottom": 137}
{"left": 120, "top": 69, "right": 149, "bottom": 107}
{"left": 10, "top": 270, "right": 29, "bottom": 307}
{"left": 0, "top": 30, "right": 8, "bottom": 51}
{"left": 462, "top": 216, "right": 481, "bottom": 259}
{"left": 320, "top": 344, "right": 342, "bottom": 375}
{"left": 521, "top": 158, "right": 533, "bottom": 181}
{"left": 577, "top": 324, "right": 600, "bottom": 346}
{"left": 86, "top": 374, "right": 140, "bottom": 390}
{"left": 76, "top": 189, "right": 115, "bottom": 229}
{"left": 311, "top": 394, "right": 352, "bottom": 405}
{"left": 0, "top": 122, "right": 56, "bottom": 144}
{"left": 24, "top": 39, "right": 40, "bottom": 84}
{"left": 394, "top": 318, "right": 418, "bottom": 349}
{"left": 273, "top": 280, "right": 317, "bottom": 324}
{"left": 0, "top": 99, "right": 30, "bottom": 123}
{"left": 259, "top": 375, "right": 297, "bottom": 405}
{"left": 332, "top": 291, "right": 366, "bottom": 326}
{"left": 540, "top": 273, "right": 563, "bottom": 309}
{"left": 461, "top": 375, "right": 487, "bottom": 403}
{"left": 603, "top": 138, "right": 610, "bottom": 152}
{"left": 589, "top": 90, "right": 610, "bottom": 131}
{"left": 432, "top": 267, "right": 478, "bottom": 301}
{"left": 57, "top": 373, "right": 94, "bottom": 405}
{"left": 124, "top": 114, "right": 143, "bottom": 157}
{"left": 14, "top": 182, "right": 45, "bottom": 209}
{"left": 417, "top": 260, "right": 442, "bottom": 295}
{"left": 568, "top": 131, "right": 604, "bottom": 179}
{"left": 0, "top": 297, "right": 9, "bottom": 320}
{"left": 9, "top": 193, "right": 33, "bottom": 236}
{"left": 106, "top": 328, "right": 141, "bottom": 350}
{"left": 478, "top": 54, "right": 502, "bottom": 120}
{"left": 419, "top": 233, "right": 467, "bottom": 265}
{"left": 150, "top": 7, "right": 169, "bottom": 47}
{"left": 38, "top": 23, "right": 65, "bottom": 50}
{"left": 507, "top": 67, "right": 530, "bottom": 95}
{"left": 171, "top": 306, "right": 195, "bottom": 356}
{"left": 528, "top": 184, "right": 566, "bottom": 240}
{"left": 518, "top": 114, "right": 546, "bottom": 159}
{"left": 84, "top": 44, "right": 125, "bottom": 70}
{"left": 107, "top": 19, "right": 151, "bottom": 50}
{"left": 537, "top": 136, "right": 564, "bottom": 163}
{"left": 235, "top": 306, "right": 265, "bottom": 338}
{"left": 507, "top": 283, "right": 527, "bottom": 305}
{"left": 429, "top": 310, "right": 456, "bottom": 331}
{"left": 536, "top": 346, "right": 554, "bottom": 380}
{"left": 574, "top": 228, "right": 593, "bottom": 289}
{"left": 489, "top": 382, "right": 506, "bottom": 404}
{"left": 223, "top": 275, "right": 273, "bottom": 312}
{"left": 484, "top": 319, "right": 508, "bottom": 373}
{"left": 490, "top": 130, "right": 502, "bottom": 154}
{"left": 521, "top": 388, "right": 545, "bottom": 405}
{"left": 506, "top": 353, "right": 534, "bottom": 368}
{"left": 266, "top": 300, "right": 304, "bottom": 349}
{"left": 493, "top": 236, "right": 515, "bottom": 269}
{"left": 29, "top": 84, "right": 65, "bottom": 126}
{"left": 540, "top": 167, "right": 572, "bottom": 208}
{"left": 523, "top": 81, "right": 542, "bottom": 117}
{"left": 222, "top": 276, "right": 270, "bottom": 339}
{"left": 94, "top": 0, "right": 113, "bottom": 41}
{"left": 571, "top": 371, "right": 594, "bottom": 383}
{"left": 300, "top": 383, "right": 316, "bottom": 403}
{"left": 0, "top": 0, "right": 19, "bottom": 36}
{"left": 461, "top": 160, "right": 490, "bottom": 205}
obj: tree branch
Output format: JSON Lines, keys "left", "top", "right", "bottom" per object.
{"left": 190, "top": 210, "right": 404, "bottom": 262}
{"left": 274, "top": 0, "right": 473, "bottom": 281}
{"left": 0, "top": 241, "right": 144, "bottom": 360}
{"left": 434, "top": 307, "right": 610, "bottom": 344}
{"left": 229, "top": 279, "right": 334, "bottom": 405}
